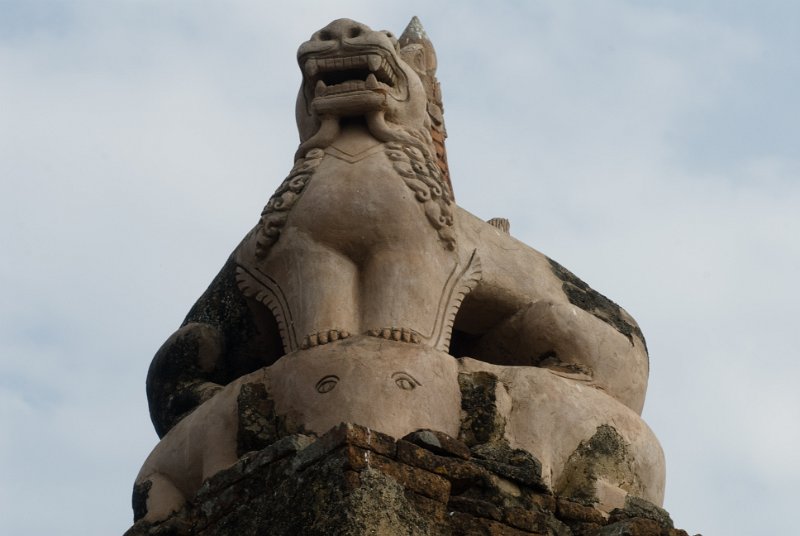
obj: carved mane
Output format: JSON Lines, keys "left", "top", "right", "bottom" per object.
{"left": 254, "top": 134, "right": 455, "bottom": 259}
{"left": 254, "top": 17, "right": 456, "bottom": 258}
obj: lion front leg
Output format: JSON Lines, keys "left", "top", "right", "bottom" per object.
{"left": 256, "top": 229, "right": 361, "bottom": 352}
{"left": 360, "top": 245, "right": 459, "bottom": 347}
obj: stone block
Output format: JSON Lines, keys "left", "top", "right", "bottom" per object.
{"left": 340, "top": 445, "right": 451, "bottom": 503}
{"left": 557, "top": 497, "right": 608, "bottom": 525}
{"left": 448, "top": 496, "right": 504, "bottom": 522}
{"left": 608, "top": 496, "right": 674, "bottom": 529}
{"left": 597, "top": 517, "right": 663, "bottom": 536}
{"left": 504, "top": 507, "right": 549, "bottom": 533}
{"left": 404, "top": 429, "right": 472, "bottom": 459}
{"left": 397, "top": 439, "right": 491, "bottom": 493}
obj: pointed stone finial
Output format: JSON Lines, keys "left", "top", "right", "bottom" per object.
{"left": 400, "top": 16, "right": 428, "bottom": 43}
{"left": 400, "top": 16, "right": 436, "bottom": 71}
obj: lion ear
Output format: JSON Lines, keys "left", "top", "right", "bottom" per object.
{"left": 399, "top": 16, "right": 452, "bottom": 194}
{"left": 399, "top": 43, "right": 428, "bottom": 75}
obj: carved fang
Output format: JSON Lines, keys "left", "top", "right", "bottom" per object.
{"left": 401, "top": 16, "right": 428, "bottom": 44}
{"left": 367, "top": 54, "right": 381, "bottom": 72}
{"left": 304, "top": 58, "right": 319, "bottom": 78}
{"left": 365, "top": 73, "right": 379, "bottom": 90}
{"left": 315, "top": 80, "right": 327, "bottom": 97}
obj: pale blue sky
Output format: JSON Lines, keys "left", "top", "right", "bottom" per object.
{"left": 2, "top": 2, "right": 798, "bottom": 534}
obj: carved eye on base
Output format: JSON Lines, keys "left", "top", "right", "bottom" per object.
{"left": 392, "top": 372, "right": 421, "bottom": 391}
{"left": 316, "top": 375, "right": 339, "bottom": 393}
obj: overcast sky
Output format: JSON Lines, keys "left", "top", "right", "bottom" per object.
{"left": 1, "top": 1, "right": 798, "bottom": 534}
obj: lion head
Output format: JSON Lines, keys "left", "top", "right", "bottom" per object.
{"left": 251, "top": 18, "right": 457, "bottom": 259}
{"left": 293, "top": 18, "right": 450, "bottom": 186}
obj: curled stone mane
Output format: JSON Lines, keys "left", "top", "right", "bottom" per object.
{"left": 384, "top": 140, "right": 455, "bottom": 250}
{"left": 255, "top": 123, "right": 455, "bottom": 259}
{"left": 254, "top": 148, "right": 324, "bottom": 259}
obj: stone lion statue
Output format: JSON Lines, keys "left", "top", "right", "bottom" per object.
{"left": 135, "top": 17, "right": 664, "bottom": 525}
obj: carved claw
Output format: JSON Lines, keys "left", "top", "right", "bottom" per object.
{"left": 367, "top": 328, "right": 421, "bottom": 344}
{"left": 300, "top": 329, "right": 350, "bottom": 349}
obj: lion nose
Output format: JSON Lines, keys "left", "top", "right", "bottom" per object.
{"left": 314, "top": 18, "right": 371, "bottom": 43}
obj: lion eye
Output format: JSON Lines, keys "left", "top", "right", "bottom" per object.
{"left": 315, "top": 375, "right": 339, "bottom": 393}
{"left": 392, "top": 372, "right": 420, "bottom": 391}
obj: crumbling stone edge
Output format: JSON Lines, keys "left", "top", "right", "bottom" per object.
{"left": 125, "top": 423, "right": 696, "bottom": 536}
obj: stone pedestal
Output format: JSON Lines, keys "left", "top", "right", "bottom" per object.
{"left": 126, "top": 423, "right": 690, "bottom": 536}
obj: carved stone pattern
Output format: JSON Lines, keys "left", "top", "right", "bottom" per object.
{"left": 384, "top": 141, "right": 456, "bottom": 250}
{"left": 235, "top": 266, "right": 298, "bottom": 353}
{"left": 434, "top": 250, "right": 481, "bottom": 351}
{"left": 255, "top": 148, "right": 325, "bottom": 259}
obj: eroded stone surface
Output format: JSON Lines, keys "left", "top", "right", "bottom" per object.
{"left": 403, "top": 429, "right": 472, "bottom": 460}
{"left": 127, "top": 425, "right": 688, "bottom": 536}
{"left": 457, "top": 359, "right": 665, "bottom": 511}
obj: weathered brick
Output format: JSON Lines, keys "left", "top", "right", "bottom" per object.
{"left": 597, "top": 517, "right": 662, "bottom": 535}
{"left": 404, "top": 429, "right": 472, "bottom": 459}
{"left": 609, "top": 496, "right": 674, "bottom": 530}
{"left": 450, "top": 510, "right": 543, "bottom": 535}
{"left": 557, "top": 497, "right": 607, "bottom": 525}
{"left": 448, "top": 496, "right": 504, "bottom": 522}
{"left": 291, "top": 422, "right": 396, "bottom": 471}
{"left": 567, "top": 521, "right": 605, "bottom": 536}
{"left": 527, "top": 492, "right": 556, "bottom": 513}
{"left": 665, "top": 530, "right": 690, "bottom": 536}
{"left": 504, "top": 507, "right": 549, "bottom": 533}
{"left": 339, "top": 445, "right": 451, "bottom": 503}
{"left": 397, "top": 439, "right": 491, "bottom": 493}
{"left": 471, "top": 442, "right": 546, "bottom": 490}
{"left": 405, "top": 489, "right": 448, "bottom": 521}
{"left": 342, "top": 469, "right": 361, "bottom": 491}
{"left": 344, "top": 423, "right": 397, "bottom": 457}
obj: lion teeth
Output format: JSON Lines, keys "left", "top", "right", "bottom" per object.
{"left": 305, "top": 52, "right": 399, "bottom": 95}
{"left": 382, "top": 59, "right": 396, "bottom": 84}
{"left": 365, "top": 73, "right": 379, "bottom": 89}
{"left": 367, "top": 54, "right": 381, "bottom": 72}
{"left": 304, "top": 59, "right": 319, "bottom": 78}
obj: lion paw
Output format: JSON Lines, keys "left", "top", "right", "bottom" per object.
{"left": 300, "top": 329, "right": 350, "bottom": 349}
{"left": 367, "top": 327, "right": 421, "bottom": 344}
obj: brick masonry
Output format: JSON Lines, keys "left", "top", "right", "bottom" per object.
{"left": 125, "top": 423, "right": 695, "bottom": 536}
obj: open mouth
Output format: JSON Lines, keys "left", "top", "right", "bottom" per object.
{"left": 303, "top": 52, "right": 401, "bottom": 100}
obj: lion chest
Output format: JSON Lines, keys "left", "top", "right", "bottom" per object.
{"left": 286, "top": 150, "right": 430, "bottom": 253}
